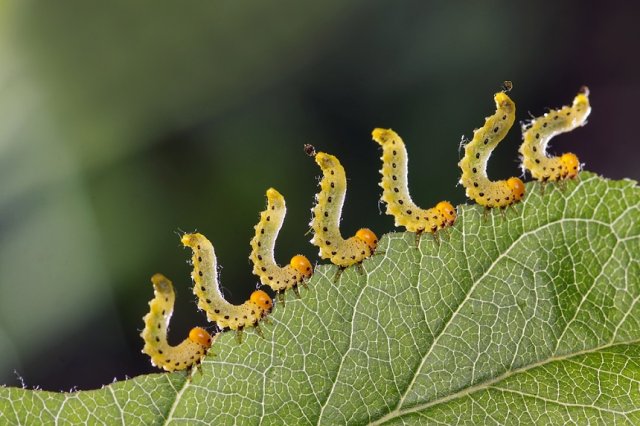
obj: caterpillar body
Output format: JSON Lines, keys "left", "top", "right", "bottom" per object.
{"left": 141, "top": 273, "right": 214, "bottom": 371}
{"left": 372, "top": 128, "right": 457, "bottom": 234}
{"left": 310, "top": 152, "right": 378, "bottom": 267}
{"left": 459, "top": 91, "right": 526, "bottom": 208}
{"left": 181, "top": 233, "right": 273, "bottom": 336}
{"left": 249, "top": 188, "right": 313, "bottom": 294}
{"left": 519, "top": 87, "right": 591, "bottom": 181}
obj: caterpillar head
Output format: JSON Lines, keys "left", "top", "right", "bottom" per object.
{"left": 304, "top": 144, "right": 316, "bottom": 157}
{"left": 507, "top": 177, "right": 526, "bottom": 202}
{"left": 188, "top": 327, "right": 213, "bottom": 348}
{"left": 290, "top": 254, "right": 313, "bottom": 278}
{"left": 560, "top": 153, "right": 581, "bottom": 179}
{"left": 250, "top": 290, "right": 273, "bottom": 314}
{"left": 435, "top": 201, "right": 457, "bottom": 226}
{"left": 355, "top": 228, "right": 378, "bottom": 251}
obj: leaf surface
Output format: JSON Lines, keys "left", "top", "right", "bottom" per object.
{"left": 1, "top": 173, "right": 639, "bottom": 425}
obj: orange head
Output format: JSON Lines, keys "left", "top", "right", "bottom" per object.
{"left": 507, "top": 177, "right": 526, "bottom": 202}
{"left": 435, "top": 201, "right": 457, "bottom": 225}
{"left": 188, "top": 327, "right": 213, "bottom": 348}
{"left": 355, "top": 228, "right": 378, "bottom": 251}
{"left": 290, "top": 255, "right": 313, "bottom": 278}
{"left": 250, "top": 290, "right": 273, "bottom": 313}
{"left": 560, "top": 153, "right": 580, "bottom": 178}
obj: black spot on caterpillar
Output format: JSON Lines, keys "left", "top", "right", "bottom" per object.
{"left": 181, "top": 233, "right": 273, "bottom": 340}
{"left": 141, "top": 273, "right": 214, "bottom": 371}
{"left": 520, "top": 87, "right": 591, "bottom": 181}
{"left": 459, "top": 90, "right": 525, "bottom": 208}
{"left": 309, "top": 152, "right": 378, "bottom": 267}
{"left": 372, "top": 128, "right": 457, "bottom": 233}
{"left": 250, "top": 188, "right": 313, "bottom": 295}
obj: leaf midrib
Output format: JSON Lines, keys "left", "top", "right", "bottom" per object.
{"left": 367, "top": 205, "right": 631, "bottom": 424}
{"left": 368, "top": 339, "right": 640, "bottom": 425}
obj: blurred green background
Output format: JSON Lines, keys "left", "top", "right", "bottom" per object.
{"left": 1, "top": 1, "right": 638, "bottom": 391}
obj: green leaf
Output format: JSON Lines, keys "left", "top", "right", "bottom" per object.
{"left": 1, "top": 172, "right": 639, "bottom": 425}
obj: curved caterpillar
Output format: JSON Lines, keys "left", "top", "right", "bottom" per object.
{"left": 181, "top": 233, "right": 273, "bottom": 340}
{"left": 519, "top": 87, "right": 591, "bottom": 181}
{"left": 141, "top": 273, "right": 214, "bottom": 371}
{"left": 459, "top": 91, "right": 526, "bottom": 208}
{"left": 372, "top": 128, "right": 457, "bottom": 234}
{"left": 249, "top": 188, "right": 313, "bottom": 297}
{"left": 309, "top": 152, "right": 378, "bottom": 267}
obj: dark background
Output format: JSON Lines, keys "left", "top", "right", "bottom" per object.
{"left": 0, "top": 1, "right": 638, "bottom": 391}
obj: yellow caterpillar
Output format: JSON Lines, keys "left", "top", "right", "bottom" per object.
{"left": 141, "top": 273, "right": 214, "bottom": 371}
{"left": 520, "top": 87, "right": 591, "bottom": 181}
{"left": 249, "top": 188, "right": 313, "bottom": 299}
{"left": 372, "top": 128, "right": 457, "bottom": 234}
{"left": 181, "top": 233, "right": 273, "bottom": 341}
{"left": 459, "top": 91, "right": 525, "bottom": 208}
{"left": 309, "top": 152, "right": 378, "bottom": 268}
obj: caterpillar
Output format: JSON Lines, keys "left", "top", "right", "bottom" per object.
{"left": 519, "top": 87, "right": 591, "bottom": 181}
{"left": 249, "top": 188, "right": 313, "bottom": 299}
{"left": 458, "top": 91, "right": 526, "bottom": 208}
{"left": 372, "top": 128, "right": 457, "bottom": 234}
{"left": 141, "top": 273, "right": 214, "bottom": 372}
{"left": 309, "top": 152, "right": 378, "bottom": 268}
{"left": 181, "top": 233, "right": 273, "bottom": 341}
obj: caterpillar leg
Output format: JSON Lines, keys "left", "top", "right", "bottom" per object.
{"left": 333, "top": 266, "right": 346, "bottom": 283}
{"left": 483, "top": 206, "right": 491, "bottom": 222}
{"left": 292, "top": 285, "right": 301, "bottom": 298}
{"left": 254, "top": 324, "right": 265, "bottom": 339}
{"left": 277, "top": 292, "right": 286, "bottom": 307}
{"left": 414, "top": 231, "right": 423, "bottom": 247}
{"left": 558, "top": 179, "right": 569, "bottom": 192}
{"left": 505, "top": 203, "right": 519, "bottom": 217}
{"left": 438, "top": 227, "right": 451, "bottom": 242}
{"left": 538, "top": 181, "right": 547, "bottom": 196}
